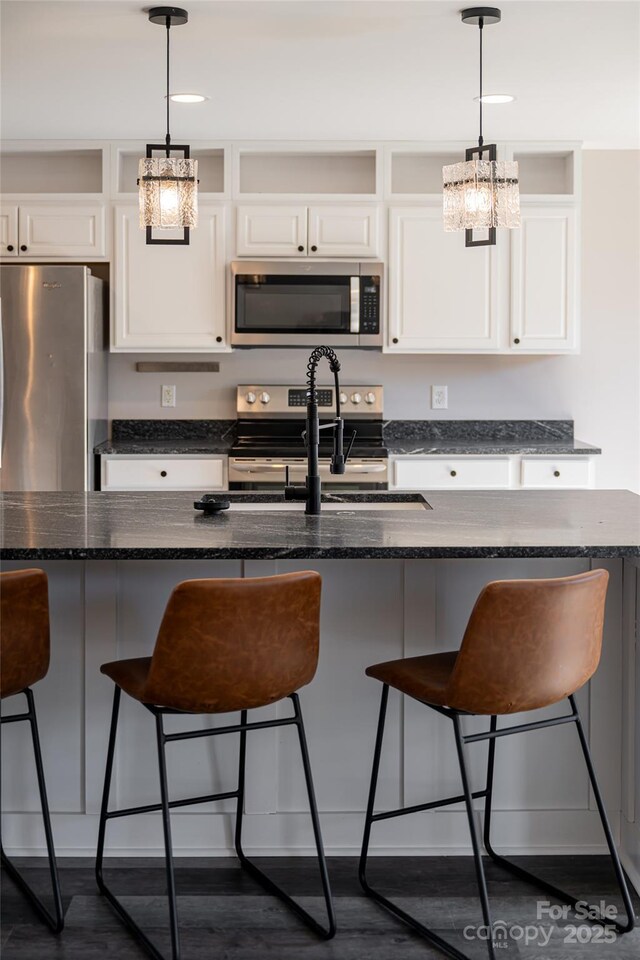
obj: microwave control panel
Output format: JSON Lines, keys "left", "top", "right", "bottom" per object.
{"left": 360, "top": 277, "right": 380, "bottom": 334}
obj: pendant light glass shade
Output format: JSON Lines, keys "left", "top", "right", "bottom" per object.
{"left": 443, "top": 8, "right": 520, "bottom": 247}
{"left": 443, "top": 158, "right": 520, "bottom": 232}
{"left": 138, "top": 156, "right": 198, "bottom": 229}
{"left": 138, "top": 8, "right": 197, "bottom": 244}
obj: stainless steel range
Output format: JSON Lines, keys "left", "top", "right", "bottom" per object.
{"left": 228, "top": 385, "right": 387, "bottom": 490}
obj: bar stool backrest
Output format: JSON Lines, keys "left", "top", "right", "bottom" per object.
{"left": 446, "top": 569, "right": 609, "bottom": 715}
{"left": 1, "top": 569, "right": 50, "bottom": 699}
{"left": 143, "top": 571, "right": 322, "bottom": 713}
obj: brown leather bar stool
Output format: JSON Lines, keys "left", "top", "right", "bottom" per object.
{"left": 0, "top": 569, "right": 64, "bottom": 933}
{"left": 95, "top": 571, "right": 335, "bottom": 960}
{"left": 360, "top": 570, "right": 635, "bottom": 960}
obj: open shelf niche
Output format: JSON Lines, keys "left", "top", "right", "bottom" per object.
{"left": 237, "top": 150, "right": 377, "bottom": 196}
{"left": 0, "top": 149, "right": 103, "bottom": 194}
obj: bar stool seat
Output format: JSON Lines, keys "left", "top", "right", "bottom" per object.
{"left": 359, "top": 570, "right": 636, "bottom": 960}
{"left": 366, "top": 652, "right": 458, "bottom": 707}
{"left": 1, "top": 569, "right": 64, "bottom": 934}
{"left": 96, "top": 571, "right": 335, "bottom": 960}
{"left": 100, "top": 656, "right": 151, "bottom": 703}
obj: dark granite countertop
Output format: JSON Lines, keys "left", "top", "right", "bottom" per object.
{"left": 94, "top": 419, "right": 601, "bottom": 458}
{"left": 2, "top": 490, "right": 638, "bottom": 561}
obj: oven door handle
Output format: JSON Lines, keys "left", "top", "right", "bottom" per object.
{"left": 230, "top": 461, "right": 387, "bottom": 475}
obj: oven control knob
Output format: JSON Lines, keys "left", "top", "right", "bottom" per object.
{"left": 259, "top": 391, "right": 271, "bottom": 405}
{"left": 339, "top": 392, "right": 348, "bottom": 405}
{"left": 245, "top": 391, "right": 257, "bottom": 404}
{"left": 350, "top": 392, "right": 362, "bottom": 405}
{"left": 364, "top": 392, "right": 376, "bottom": 405}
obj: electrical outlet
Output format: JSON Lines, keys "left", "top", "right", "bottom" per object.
{"left": 431, "top": 385, "right": 448, "bottom": 410}
{"left": 161, "top": 384, "right": 176, "bottom": 408}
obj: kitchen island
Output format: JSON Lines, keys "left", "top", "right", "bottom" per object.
{"left": 1, "top": 489, "right": 639, "bottom": 895}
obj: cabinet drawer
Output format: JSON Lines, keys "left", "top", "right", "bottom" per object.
{"left": 520, "top": 457, "right": 592, "bottom": 489}
{"left": 394, "top": 457, "right": 511, "bottom": 490}
{"left": 102, "top": 457, "right": 226, "bottom": 491}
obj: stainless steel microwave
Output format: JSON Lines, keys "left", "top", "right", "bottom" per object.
{"left": 230, "top": 260, "right": 383, "bottom": 348}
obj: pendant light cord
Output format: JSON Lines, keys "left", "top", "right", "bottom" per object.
{"left": 165, "top": 16, "right": 171, "bottom": 155}
{"left": 478, "top": 17, "right": 484, "bottom": 148}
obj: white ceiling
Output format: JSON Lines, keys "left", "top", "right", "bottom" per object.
{"left": 1, "top": 1, "right": 638, "bottom": 147}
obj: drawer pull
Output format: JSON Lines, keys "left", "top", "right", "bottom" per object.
{"left": 553, "top": 470, "right": 560, "bottom": 477}
{"left": 450, "top": 470, "right": 457, "bottom": 477}
{"left": 160, "top": 470, "right": 168, "bottom": 478}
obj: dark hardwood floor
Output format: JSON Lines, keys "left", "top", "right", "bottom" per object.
{"left": 1, "top": 856, "right": 639, "bottom": 959}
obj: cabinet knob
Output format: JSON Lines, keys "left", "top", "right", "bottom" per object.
{"left": 7, "top": 244, "right": 14, "bottom": 252}
{"left": 160, "top": 470, "right": 167, "bottom": 478}
{"left": 297, "top": 245, "right": 304, "bottom": 252}
{"left": 450, "top": 470, "right": 457, "bottom": 477}
{"left": 20, "top": 245, "right": 27, "bottom": 252}
{"left": 553, "top": 470, "right": 561, "bottom": 477}
{"left": 310, "top": 245, "right": 318, "bottom": 252}
{"left": 216, "top": 336, "right": 223, "bottom": 343}
{"left": 513, "top": 337, "right": 520, "bottom": 345}
{"left": 392, "top": 337, "right": 399, "bottom": 344}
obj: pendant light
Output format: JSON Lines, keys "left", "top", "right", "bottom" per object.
{"left": 443, "top": 7, "right": 520, "bottom": 247}
{"left": 138, "top": 6, "right": 198, "bottom": 245}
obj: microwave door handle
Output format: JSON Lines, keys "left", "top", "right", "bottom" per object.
{"left": 350, "top": 277, "right": 360, "bottom": 333}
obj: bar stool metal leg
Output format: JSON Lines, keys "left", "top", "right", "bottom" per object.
{"left": 1, "top": 687, "right": 64, "bottom": 934}
{"left": 359, "top": 685, "right": 495, "bottom": 960}
{"left": 234, "top": 694, "right": 336, "bottom": 940}
{"left": 482, "top": 700, "right": 635, "bottom": 935}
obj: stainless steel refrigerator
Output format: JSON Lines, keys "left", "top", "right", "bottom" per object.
{"left": 0, "top": 265, "right": 107, "bottom": 491}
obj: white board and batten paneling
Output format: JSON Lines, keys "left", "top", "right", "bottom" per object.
{"left": 112, "top": 202, "right": 229, "bottom": 352}
{"left": 0, "top": 556, "right": 630, "bottom": 877}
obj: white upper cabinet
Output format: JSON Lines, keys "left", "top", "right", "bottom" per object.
{"left": 386, "top": 206, "right": 503, "bottom": 352}
{"left": 510, "top": 204, "right": 578, "bottom": 353}
{"left": 236, "top": 205, "right": 307, "bottom": 257}
{"left": 0, "top": 203, "right": 105, "bottom": 258}
{"left": 112, "top": 203, "right": 228, "bottom": 352}
{"left": 0, "top": 206, "right": 18, "bottom": 256}
{"left": 236, "top": 204, "right": 379, "bottom": 258}
{"left": 307, "top": 206, "right": 379, "bottom": 257}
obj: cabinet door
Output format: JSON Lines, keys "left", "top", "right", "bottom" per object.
{"left": 18, "top": 204, "right": 106, "bottom": 257}
{"left": 0, "top": 206, "right": 18, "bottom": 256}
{"left": 510, "top": 205, "right": 578, "bottom": 352}
{"left": 113, "top": 203, "right": 228, "bottom": 352}
{"left": 307, "top": 205, "right": 379, "bottom": 257}
{"left": 387, "top": 206, "right": 502, "bottom": 352}
{"left": 236, "top": 205, "right": 307, "bottom": 257}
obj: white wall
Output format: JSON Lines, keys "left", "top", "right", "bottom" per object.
{"left": 109, "top": 151, "right": 640, "bottom": 492}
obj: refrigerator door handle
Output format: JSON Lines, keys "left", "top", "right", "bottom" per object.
{"left": 0, "top": 300, "right": 4, "bottom": 468}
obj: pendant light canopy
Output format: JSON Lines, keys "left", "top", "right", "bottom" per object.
{"left": 443, "top": 7, "right": 520, "bottom": 247}
{"left": 138, "top": 6, "right": 198, "bottom": 245}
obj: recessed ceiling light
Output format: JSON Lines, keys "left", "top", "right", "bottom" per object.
{"left": 169, "top": 93, "right": 209, "bottom": 103}
{"left": 474, "top": 93, "right": 515, "bottom": 104}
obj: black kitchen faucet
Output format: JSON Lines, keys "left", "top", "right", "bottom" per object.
{"left": 284, "top": 346, "right": 356, "bottom": 515}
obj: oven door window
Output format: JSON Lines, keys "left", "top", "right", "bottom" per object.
{"left": 236, "top": 276, "right": 353, "bottom": 334}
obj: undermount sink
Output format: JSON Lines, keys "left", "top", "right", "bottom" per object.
{"left": 194, "top": 493, "right": 432, "bottom": 515}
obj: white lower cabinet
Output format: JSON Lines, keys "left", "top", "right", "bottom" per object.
{"left": 112, "top": 203, "right": 228, "bottom": 352}
{"left": 520, "top": 457, "right": 592, "bottom": 489}
{"left": 386, "top": 206, "right": 504, "bottom": 352}
{"left": 101, "top": 455, "right": 227, "bottom": 491}
{"left": 394, "top": 457, "right": 512, "bottom": 490}
{"left": 392, "top": 455, "right": 595, "bottom": 490}
{"left": 510, "top": 204, "right": 578, "bottom": 353}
